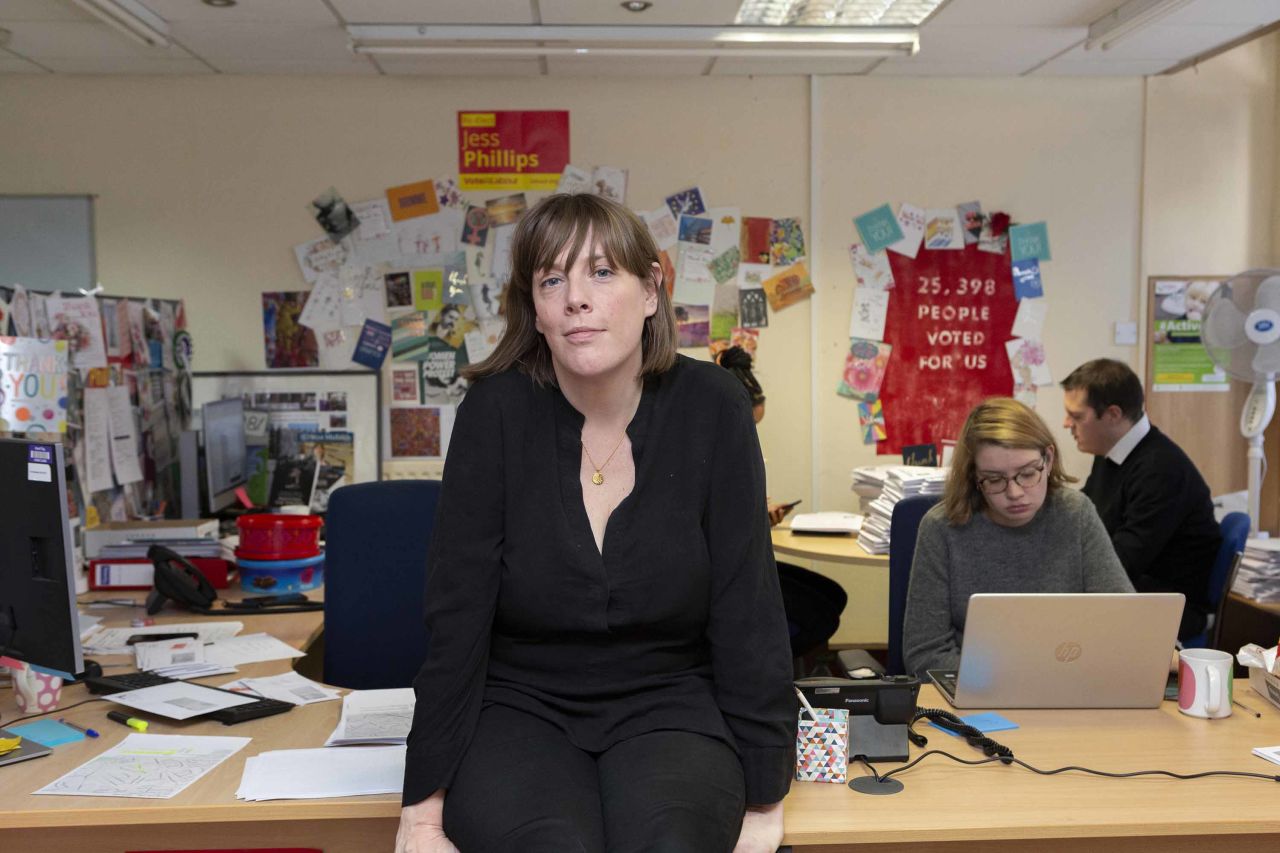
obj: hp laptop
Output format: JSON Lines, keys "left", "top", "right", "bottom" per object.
{"left": 927, "top": 592, "right": 1184, "bottom": 709}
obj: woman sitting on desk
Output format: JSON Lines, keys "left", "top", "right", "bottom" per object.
{"left": 902, "top": 397, "right": 1132, "bottom": 677}
{"left": 395, "top": 194, "right": 794, "bottom": 853}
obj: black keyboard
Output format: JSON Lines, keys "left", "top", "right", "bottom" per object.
{"left": 84, "top": 672, "right": 295, "bottom": 726}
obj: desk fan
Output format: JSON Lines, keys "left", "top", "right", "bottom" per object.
{"left": 1201, "top": 269, "right": 1280, "bottom": 531}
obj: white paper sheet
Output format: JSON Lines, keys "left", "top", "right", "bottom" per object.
{"left": 642, "top": 206, "right": 678, "bottom": 251}
{"left": 82, "top": 621, "right": 244, "bottom": 656}
{"left": 237, "top": 745, "right": 405, "bottom": 801}
{"left": 348, "top": 199, "right": 400, "bottom": 266}
{"left": 36, "top": 734, "right": 250, "bottom": 799}
{"left": 133, "top": 637, "right": 206, "bottom": 672}
{"left": 849, "top": 288, "right": 890, "bottom": 341}
{"left": 1011, "top": 298, "right": 1049, "bottom": 340}
{"left": 105, "top": 681, "right": 258, "bottom": 720}
{"left": 396, "top": 208, "right": 462, "bottom": 258}
{"left": 203, "top": 633, "right": 306, "bottom": 667}
{"left": 673, "top": 243, "right": 716, "bottom": 306}
{"left": 556, "top": 164, "right": 592, "bottom": 194}
{"left": 705, "top": 206, "right": 741, "bottom": 255}
{"left": 83, "top": 387, "right": 115, "bottom": 493}
{"left": 298, "top": 273, "right": 344, "bottom": 332}
{"left": 888, "top": 203, "right": 926, "bottom": 258}
{"left": 326, "top": 688, "right": 415, "bottom": 746}
{"left": 849, "top": 243, "right": 895, "bottom": 291}
{"left": 294, "top": 236, "right": 347, "bottom": 284}
{"left": 222, "top": 671, "right": 342, "bottom": 706}
{"left": 106, "top": 384, "right": 145, "bottom": 485}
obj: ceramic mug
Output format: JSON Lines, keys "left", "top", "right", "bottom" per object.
{"left": 10, "top": 662, "right": 63, "bottom": 714}
{"left": 1178, "top": 648, "right": 1233, "bottom": 719}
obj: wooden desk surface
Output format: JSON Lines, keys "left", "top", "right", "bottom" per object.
{"left": 771, "top": 527, "right": 889, "bottom": 567}
{"left": 7, "top": 595, "right": 1280, "bottom": 852}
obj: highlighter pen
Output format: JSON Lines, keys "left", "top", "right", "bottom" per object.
{"left": 106, "top": 710, "right": 148, "bottom": 732}
{"left": 57, "top": 717, "right": 99, "bottom": 738}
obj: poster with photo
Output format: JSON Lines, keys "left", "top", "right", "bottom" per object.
{"left": 262, "top": 292, "right": 319, "bottom": 368}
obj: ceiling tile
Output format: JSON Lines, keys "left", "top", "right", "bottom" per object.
{"left": 710, "top": 56, "right": 879, "bottom": 75}
{"left": 1030, "top": 58, "right": 1177, "bottom": 76}
{"left": 546, "top": 55, "right": 710, "bottom": 76}
{"left": 0, "top": 51, "right": 46, "bottom": 71}
{"left": 1164, "top": 0, "right": 1280, "bottom": 26}
{"left": 39, "top": 55, "right": 213, "bottom": 74}
{"left": 173, "top": 22, "right": 351, "bottom": 63}
{"left": 872, "top": 58, "right": 1053, "bottom": 76}
{"left": 0, "top": 0, "right": 92, "bottom": 22}
{"left": 912, "top": 26, "right": 1084, "bottom": 61}
{"left": 3, "top": 21, "right": 187, "bottom": 59}
{"left": 374, "top": 56, "right": 543, "bottom": 76}
{"left": 925, "top": 0, "right": 1123, "bottom": 28}
{"left": 145, "top": 0, "right": 337, "bottom": 24}
{"left": 329, "top": 0, "right": 533, "bottom": 24}
{"left": 1089, "top": 23, "right": 1265, "bottom": 59}
{"left": 214, "top": 58, "right": 379, "bottom": 76}
{"left": 540, "top": 0, "right": 744, "bottom": 25}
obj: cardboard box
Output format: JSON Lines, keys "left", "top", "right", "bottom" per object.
{"left": 1248, "top": 666, "right": 1280, "bottom": 711}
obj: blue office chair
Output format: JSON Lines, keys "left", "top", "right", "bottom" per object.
{"left": 323, "top": 479, "right": 440, "bottom": 689}
{"left": 1182, "top": 510, "right": 1250, "bottom": 650}
{"left": 886, "top": 494, "right": 941, "bottom": 676}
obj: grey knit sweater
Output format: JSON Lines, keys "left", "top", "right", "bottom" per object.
{"left": 902, "top": 487, "right": 1133, "bottom": 676}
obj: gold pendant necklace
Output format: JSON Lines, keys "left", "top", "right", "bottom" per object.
{"left": 581, "top": 434, "right": 627, "bottom": 486}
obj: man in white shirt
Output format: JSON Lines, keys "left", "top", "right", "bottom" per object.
{"left": 1062, "top": 359, "right": 1221, "bottom": 640}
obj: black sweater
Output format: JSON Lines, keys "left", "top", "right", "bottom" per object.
{"left": 401, "top": 356, "right": 795, "bottom": 807}
{"left": 1082, "top": 424, "right": 1220, "bottom": 619}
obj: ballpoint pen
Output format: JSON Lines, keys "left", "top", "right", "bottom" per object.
{"left": 1233, "top": 698, "right": 1263, "bottom": 718}
{"left": 57, "top": 717, "right": 99, "bottom": 738}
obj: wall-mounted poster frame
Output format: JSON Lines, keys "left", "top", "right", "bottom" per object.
{"left": 191, "top": 371, "right": 382, "bottom": 485}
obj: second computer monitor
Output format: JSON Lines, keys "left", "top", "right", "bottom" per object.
{"left": 202, "top": 397, "right": 247, "bottom": 513}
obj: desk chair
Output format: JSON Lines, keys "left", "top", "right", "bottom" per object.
{"left": 1183, "top": 510, "right": 1250, "bottom": 650}
{"left": 323, "top": 480, "right": 440, "bottom": 689}
{"left": 837, "top": 494, "right": 940, "bottom": 678}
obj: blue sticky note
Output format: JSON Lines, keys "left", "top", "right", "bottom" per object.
{"left": 928, "top": 712, "right": 1019, "bottom": 737}
{"left": 854, "top": 204, "right": 905, "bottom": 254}
{"left": 1009, "top": 221, "right": 1051, "bottom": 262}
{"left": 7, "top": 719, "right": 84, "bottom": 747}
{"left": 1011, "top": 258, "right": 1043, "bottom": 300}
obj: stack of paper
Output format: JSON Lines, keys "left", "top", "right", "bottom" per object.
{"left": 82, "top": 621, "right": 244, "bottom": 656}
{"left": 851, "top": 465, "right": 896, "bottom": 513}
{"left": 35, "top": 734, "right": 250, "bottom": 799}
{"left": 326, "top": 688, "right": 415, "bottom": 746}
{"left": 856, "top": 466, "right": 947, "bottom": 555}
{"left": 1234, "top": 539, "right": 1280, "bottom": 602}
{"left": 222, "top": 671, "right": 342, "bottom": 706}
{"left": 237, "top": 745, "right": 405, "bottom": 801}
{"left": 133, "top": 638, "right": 237, "bottom": 680}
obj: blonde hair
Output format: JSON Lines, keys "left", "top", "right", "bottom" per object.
{"left": 942, "top": 397, "right": 1076, "bottom": 525}
{"left": 462, "top": 193, "right": 678, "bottom": 385}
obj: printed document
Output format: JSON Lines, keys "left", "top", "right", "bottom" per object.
{"left": 35, "top": 734, "right": 250, "bottom": 799}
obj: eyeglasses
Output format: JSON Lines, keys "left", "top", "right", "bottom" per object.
{"left": 976, "top": 460, "right": 1047, "bottom": 495}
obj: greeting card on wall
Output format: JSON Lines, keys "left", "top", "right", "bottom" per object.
{"left": 262, "top": 292, "right": 319, "bottom": 369}
{"left": 837, "top": 339, "right": 892, "bottom": 401}
{"left": 0, "top": 337, "right": 68, "bottom": 433}
{"left": 876, "top": 245, "right": 1019, "bottom": 453}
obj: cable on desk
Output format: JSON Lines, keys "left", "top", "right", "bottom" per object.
{"left": 872, "top": 749, "right": 1280, "bottom": 785}
{"left": 0, "top": 696, "right": 107, "bottom": 730}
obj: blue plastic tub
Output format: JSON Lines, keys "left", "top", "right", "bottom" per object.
{"left": 237, "top": 552, "right": 324, "bottom": 593}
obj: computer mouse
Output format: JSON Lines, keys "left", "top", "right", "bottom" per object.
{"left": 80, "top": 659, "right": 103, "bottom": 679}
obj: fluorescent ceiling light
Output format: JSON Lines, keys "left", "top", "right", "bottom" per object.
{"left": 347, "top": 24, "right": 919, "bottom": 58}
{"left": 72, "top": 0, "right": 170, "bottom": 48}
{"left": 736, "top": 0, "right": 945, "bottom": 27}
{"left": 1085, "top": 0, "right": 1193, "bottom": 51}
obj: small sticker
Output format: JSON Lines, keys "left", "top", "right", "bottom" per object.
{"left": 28, "top": 444, "right": 53, "bottom": 465}
{"left": 28, "top": 462, "right": 52, "bottom": 482}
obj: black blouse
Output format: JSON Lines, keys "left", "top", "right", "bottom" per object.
{"left": 401, "top": 355, "right": 795, "bottom": 807}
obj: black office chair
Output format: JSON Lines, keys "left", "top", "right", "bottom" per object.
{"left": 837, "top": 494, "right": 939, "bottom": 678}
{"left": 323, "top": 479, "right": 440, "bottom": 689}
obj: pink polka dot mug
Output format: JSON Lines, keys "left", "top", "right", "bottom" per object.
{"left": 10, "top": 662, "right": 63, "bottom": 714}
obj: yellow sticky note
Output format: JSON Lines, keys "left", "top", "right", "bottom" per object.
{"left": 0, "top": 735, "right": 22, "bottom": 755}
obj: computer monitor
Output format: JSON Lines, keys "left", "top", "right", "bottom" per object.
{"left": 0, "top": 438, "right": 84, "bottom": 679}
{"left": 201, "top": 397, "right": 247, "bottom": 513}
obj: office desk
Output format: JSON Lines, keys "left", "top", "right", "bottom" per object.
{"left": 783, "top": 684, "right": 1280, "bottom": 852}
{"left": 8, "top": 607, "right": 1280, "bottom": 852}
{"left": 771, "top": 527, "right": 888, "bottom": 568}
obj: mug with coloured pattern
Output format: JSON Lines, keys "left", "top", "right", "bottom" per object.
{"left": 10, "top": 661, "right": 64, "bottom": 715}
{"left": 1178, "top": 648, "right": 1233, "bottom": 719}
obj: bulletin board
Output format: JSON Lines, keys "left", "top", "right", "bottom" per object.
{"left": 876, "top": 245, "right": 1018, "bottom": 453}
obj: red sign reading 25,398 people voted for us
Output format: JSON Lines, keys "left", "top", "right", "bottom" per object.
{"left": 874, "top": 245, "right": 1016, "bottom": 454}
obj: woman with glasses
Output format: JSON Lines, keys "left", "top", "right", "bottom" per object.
{"left": 902, "top": 397, "right": 1132, "bottom": 676}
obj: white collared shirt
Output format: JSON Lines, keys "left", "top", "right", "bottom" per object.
{"left": 1106, "top": 414, "right": 1150, "bottom": 466}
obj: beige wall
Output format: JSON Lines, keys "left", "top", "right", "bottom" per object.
{"left": 2, "top": 42, "right": 1277, "bottom": 644}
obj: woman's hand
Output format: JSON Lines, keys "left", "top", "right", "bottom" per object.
{"left": 733, "top": 800, "right": 784, "bottom": 853}
{"left": 766, "top": 499, "right": 793, "bottom": 527}
{"left": 395, "top": 791, "right": 458, "bottom": 853}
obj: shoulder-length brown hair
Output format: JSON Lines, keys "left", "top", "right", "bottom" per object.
{"left": 942, "top": 396, "right": 1077, "bottom": 526}
{"left": 462, "top": 193, "right": 678, "bottom": 385}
